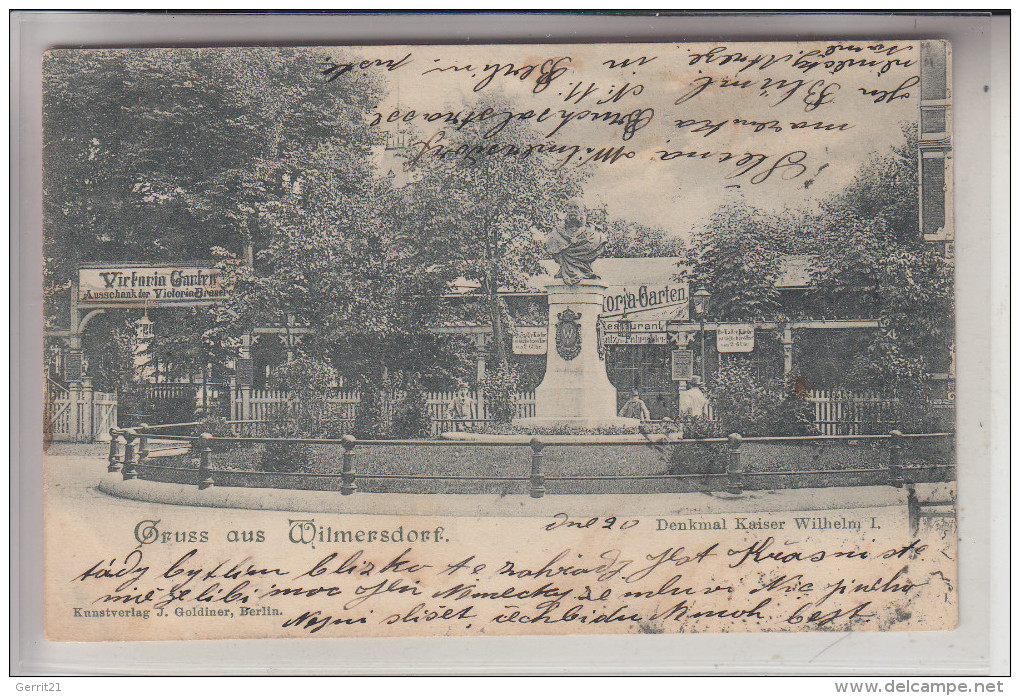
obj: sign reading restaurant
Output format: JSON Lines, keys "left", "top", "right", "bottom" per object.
{"left": 77, "top": 264, "right": 227, "bottom": 307}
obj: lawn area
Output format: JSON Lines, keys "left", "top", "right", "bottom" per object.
{"left": 140, "top": 436, "right": 954, "bottom": 495}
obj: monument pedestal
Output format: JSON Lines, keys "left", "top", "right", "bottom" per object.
{"left": 515, "top": 280, "right": 640, "bottom": 430}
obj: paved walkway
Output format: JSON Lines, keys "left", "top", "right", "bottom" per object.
{"left": 73, "top": 459, "right": 953, "bottom": 520}
{"left": 98, "top": 475, "right": 918, "bottom": 517}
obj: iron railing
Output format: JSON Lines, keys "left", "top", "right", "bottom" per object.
{"left": 107, "top": 423, "right": 954, "bottom": 499}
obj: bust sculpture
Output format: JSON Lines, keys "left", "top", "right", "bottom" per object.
{"left": 546, "top": 199, "right": 606, "bottom": 286}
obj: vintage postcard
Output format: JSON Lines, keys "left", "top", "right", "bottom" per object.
{"left": 42, "top": 40, "right": 957, "bottom": 640}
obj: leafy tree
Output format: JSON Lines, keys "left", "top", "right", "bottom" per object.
{"left": 145, "top": 307, "right": 234, "bottom": 385}
{"left": 80, "top": 311, "right": 137, "bottom": 392}
{"left": 45, "top": 47, "right": 473, "bottom": 396}
{"left": 709, "top": 362, "right": 816, "bottom": 436}
{"left": 403, "top": 94, "right": 585, "bottom": 370}
{"left": 602, "top": 218, "right": 684, "bottom": 258}
{"left": 267, "top": 356, "right": 341, "bottom": 433}
{"left": 680, "top": 201, "right": 809, "bottom": 321}
{"left": 804, "top": 124, "right": 953, "bottom": 392}
{"left": 223, "top": 168, "right": 474, "bottom": 392}
{"left": 42, "top": 47, "right": 380, "bottom": 325}
{"left": 680, "top": 124, "right": 952, "bottom": 402}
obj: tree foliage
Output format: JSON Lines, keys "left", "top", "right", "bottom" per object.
{"left": 681, "top": 201, "right": 809, "bottom": 321}
{"left": 403, "top": 94, "right": 585, "bottom": 369}
{"left": 43, "top": 47, "right": 382, "bottom": 319}
{"left": 601, "top": 218, "right": 684, "bottom": 258}
{"left": 45, "top": 47, "right": 474, "bottom": 391}
{"left": 80, "top": 312, "right": 137, "bottom": 392}
{"left": 805, "top": 125, "right": 953, "bottom": 390}
{"left": 681, "top": 124, "right": 953, "bottom": 394}
{"left": 709, "top": 361, "right": 817, "bottom": 436}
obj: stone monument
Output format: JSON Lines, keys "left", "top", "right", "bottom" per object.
{"left": 515, "top": 200, "right": 640, "bottom": 429}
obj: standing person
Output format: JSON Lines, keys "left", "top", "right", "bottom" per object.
{"left": 448, "top": 389, "right": 475, "bottom": 431}
{"left": 619, "top": 389, "right": 650, "bottom": 421}
{"left": 677, "top": 376, "right": 709, "bottom": 418}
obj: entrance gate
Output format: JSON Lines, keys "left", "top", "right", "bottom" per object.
{"left": 44, "top": 378, "right": 118, "bottom": 443}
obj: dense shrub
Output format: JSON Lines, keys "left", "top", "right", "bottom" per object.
{"left": 895, "top": 383, "right": 950, "bottom": 434}
{"left": 353, "top": 385, "right": 388, "bottom": 439}
{"left": 145, "top": 393, "right": 197, "bottom": 427}
{"left": 260, "top": 441, "right": 313, "bottom": 473}
{"left": 710, "top": 362, "right": 818, "bottom": 437}
{"left": 667, "top": 440, "right": 727, "bottom": 476}
{"left": 191, "top": 413, "right": 237, "bottom": 453}
{"left": 770, "top": 391, "right": 818, "bottom": 436}
{"left": 678, "top": 413, "right": 723, "bottom": 439}
{"left": 269, "top": 358, "right": 340, "bottom": 432}
{"left": 667, "top": 414, "right": 725, "bottom": 475}
{"left": 255, "top": 357, "right": 341, "bottom": 470}
{"left": 392, "top": 386, "right": 432, "bottom": 439}
{"left": 479, "top": 363, "right": 519, "bottom": 424}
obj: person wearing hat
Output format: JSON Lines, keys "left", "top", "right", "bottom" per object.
{"left": 678, "top": 376, "right": 709, "bottom": 418}
{"left": 447, "top": 386, "right": 476, "bottom": 431}
{"left": 619, "top": 389, "right": 650, "bottom": 421}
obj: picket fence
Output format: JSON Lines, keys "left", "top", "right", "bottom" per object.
{"left": 226, "top": 387, "right": 903, "bottom": 436}
{"left": 44, "top": 378, "right": 117, "bottom": 443}
{"left": 230, "top": 388, "right": 537, "bottom": 436}
{"left": 699, "top": 390, "right": 899, "bottom": 435}
{"left": 804, "top": 388, "right": 900, "bottom": 435}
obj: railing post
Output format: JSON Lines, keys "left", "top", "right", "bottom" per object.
{"left": 341, "top": 435, "right": 358, "bottom": 495}
{"left": 107, "top": 428, "right": 122, "bottom": 473}
{"left": 197, "top": 432, "right": 215, "bottom": 490}
{"left": 906, "top": 484, "right": 920, "bottom": 537}
{"left": 726, "top": 433, "right": 744, "bottom": 495}
{"left": 888, "top": 429, "right": 904, "bottom": 488}
{"left": 136, "top": 423, "right": 149, "bottom": 470}
{"left": 529, "top": 437, "right": 546, "bottom": 498}
{"left": 121, "top": 429, "right": 138, "bottom": 480}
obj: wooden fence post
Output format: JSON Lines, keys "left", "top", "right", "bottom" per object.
{"left": 888, "top": 430, "right": 904, "bottom": 488}
{"left": 68, "top": 381, "right": 82, "bottom": 442}
{"left": 240, "top": 384, "right": 251, "bottom": 425}
{"left": 341, "top": 435, "right": 358, "bottom": 495}
{"left": 107, "top": 428, "right": 122, "bottom": 473}
{"left": 197, "top": 432, "right": 215, "bottom": 490}
{"left": 121, "top": 429, "right": 138, "bottom": 480}
{"left": 81, "top": 378, "right": 94, "bottom": 442}
{"left": 726, "top": 433, "right": 744, "bottom": 494}
{"left": 529, "top": 437, "right": 546, "bottom": 498}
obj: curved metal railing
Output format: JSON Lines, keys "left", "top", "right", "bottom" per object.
{"left": 106, "top": 421, "right": 954, "bottom": 499}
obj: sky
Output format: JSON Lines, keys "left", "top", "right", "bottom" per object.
{"left": 335, "top": 41, "right": 922, "bottom": 241}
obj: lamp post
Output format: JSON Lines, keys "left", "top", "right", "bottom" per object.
{"left": 692, "top": 288, "right": 712, "bottom": 384}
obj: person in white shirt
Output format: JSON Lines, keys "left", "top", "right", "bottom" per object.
{"left": 677, "top": 376, "right": 709, "bottom": 418}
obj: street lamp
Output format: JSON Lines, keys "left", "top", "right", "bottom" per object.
{"left": 692, "top": 288, "right": 711, "bottom": 317}
{"left": 691, "top": 288, "right": 712, "bottom": 383}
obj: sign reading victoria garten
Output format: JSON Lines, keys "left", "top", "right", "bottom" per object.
{"left": 77, "top": 264, "right": 228, "bottom": 308}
